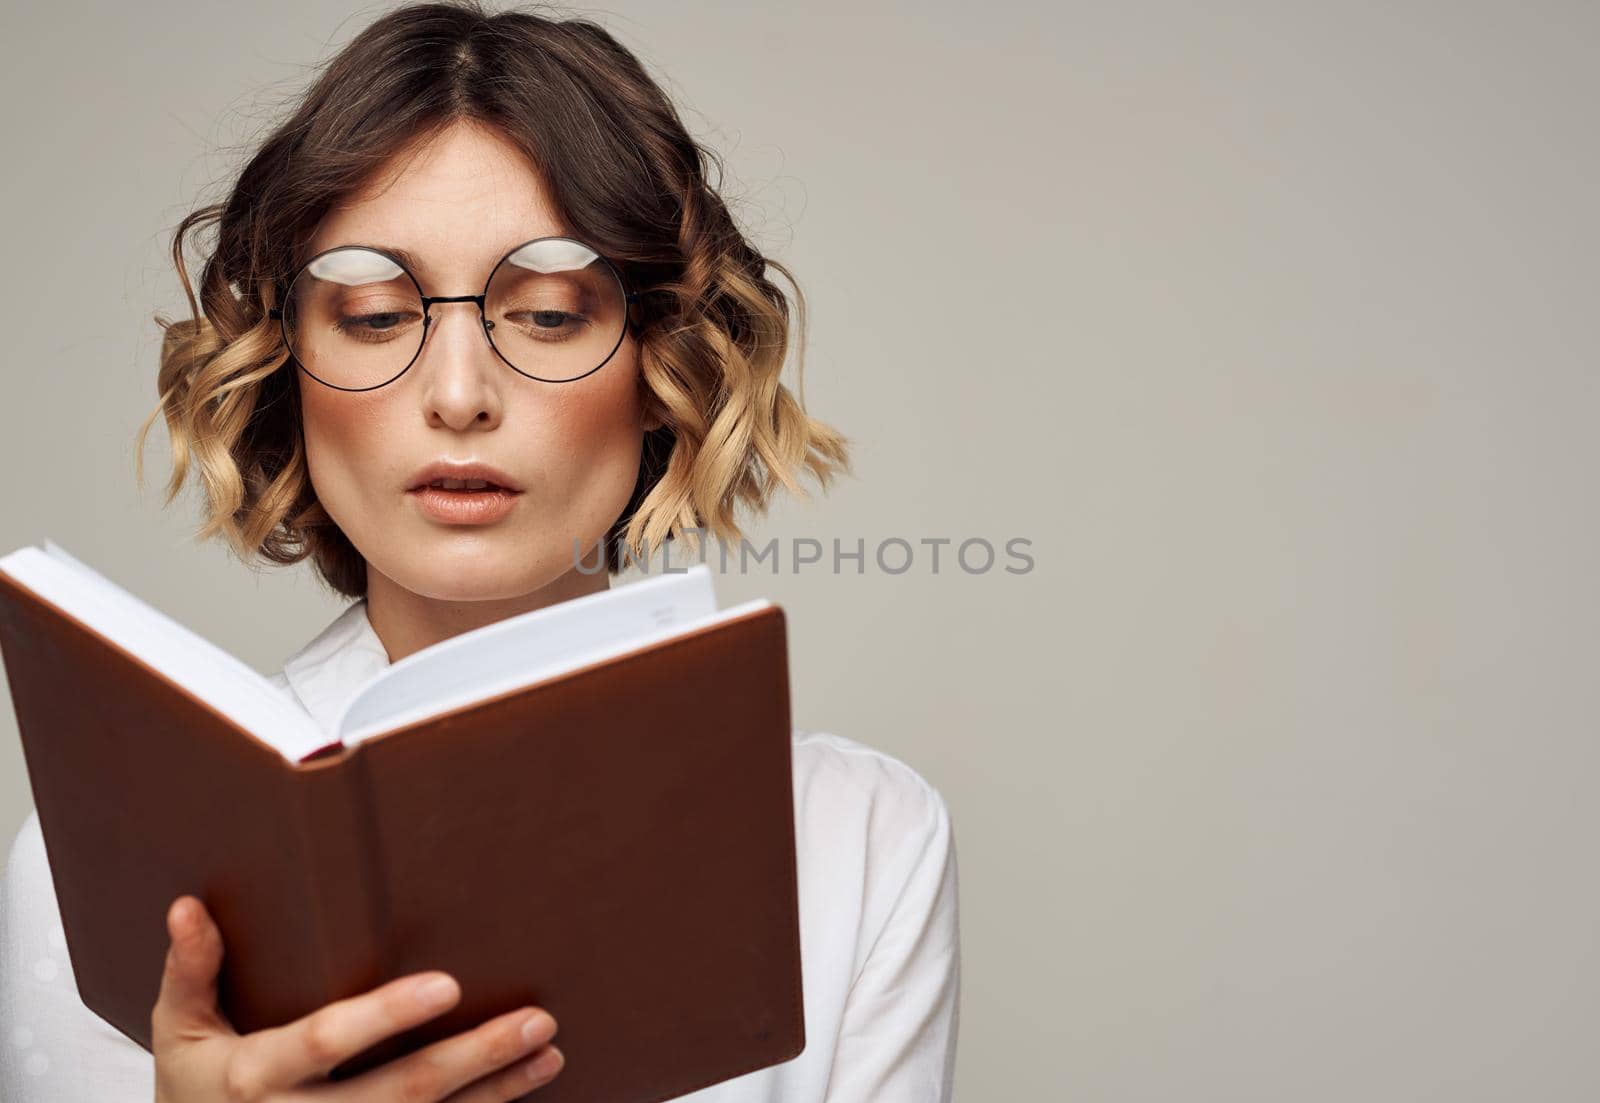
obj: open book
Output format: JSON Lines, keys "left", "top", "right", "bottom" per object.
{"left": 0, "top": 541, "right": 805, "bottom": 1100}
{"left": 0, "top": 539, "right": 776, "bottom": 764}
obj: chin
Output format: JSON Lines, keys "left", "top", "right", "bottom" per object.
{"left": 386, "top": 569, "right": 534, "bottom": 604}
{"left": 382, "top": 540, "right": 582, "bottom": 603}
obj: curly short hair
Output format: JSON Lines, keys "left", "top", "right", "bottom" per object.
{"left": 136, "top": 0, "right": 850, "bottom": 598}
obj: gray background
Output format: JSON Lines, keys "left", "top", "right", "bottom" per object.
{"left": 2, "top": 1, "right": 1597, "bottom": 1098}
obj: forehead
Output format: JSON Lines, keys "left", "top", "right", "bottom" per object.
{"left": 307, "top": 120, "right": 571, "bottom": 278}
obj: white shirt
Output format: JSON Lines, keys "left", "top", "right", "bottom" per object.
{"left": 0, "top": 597, "right": 960, "bottom": 1100}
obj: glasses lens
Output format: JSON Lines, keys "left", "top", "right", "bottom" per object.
{"left": 484, "top": 239, "right": 627, "bottom": 382}
{"left": 282, "top": 248, "right": 423, "bottom": 390}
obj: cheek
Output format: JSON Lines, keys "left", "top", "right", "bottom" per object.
{"left": 297, "top": 381, "right": 398, "bottom": 518}
{"left": 544, "top": 360, "right": 642, "bottom": 447}
{"left": 532, "top": 355, "right": 646, "bottom": 507}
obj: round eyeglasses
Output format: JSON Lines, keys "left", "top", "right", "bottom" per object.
{"left": 267, "top": 236, "right": 639, "bottom": 391}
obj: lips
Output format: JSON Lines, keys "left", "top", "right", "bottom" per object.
{"left": 409, "top": 482, "right": 521, "bottom": 525}
{"left": 421, "top": 477, "right": 507, "bottom": 491}
{"left": 405, "top": 460, "right": 525, "bottom": 494}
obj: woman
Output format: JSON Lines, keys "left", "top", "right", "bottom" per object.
{"left": 0, "top": 4, "right": 961, "bottom": 1100}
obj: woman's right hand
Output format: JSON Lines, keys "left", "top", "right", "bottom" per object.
{"left": 151, "top": 894, "right": 565, "bottom": 1101}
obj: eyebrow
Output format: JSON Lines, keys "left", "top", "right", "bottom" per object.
{"left": 377, "top": 244, "right": 425, "bottom": 272}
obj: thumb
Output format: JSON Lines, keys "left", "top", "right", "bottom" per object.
{"left": 151, "top": 895, "right": 230, "bottom": 1044}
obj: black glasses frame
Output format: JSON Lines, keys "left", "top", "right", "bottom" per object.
{"left": 268, "top": 235, "right": 642, "bottom": 392}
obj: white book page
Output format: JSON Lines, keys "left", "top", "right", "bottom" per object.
{"left": 339, "top": 597, "right": 773, "bottom": 747}
{"left": 336, "top": 564, "right": 726, "bottom": 743}
{"left": 0, "top": 541, "right": 330, "bottom": 762}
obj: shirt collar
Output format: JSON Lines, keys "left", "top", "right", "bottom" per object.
{"left": 280, "top": 598, "right": 393, "bottom": 737}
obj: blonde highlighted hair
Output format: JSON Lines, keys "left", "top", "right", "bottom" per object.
{"left": 136, "top": 0, "right": 849, "bottom": 598}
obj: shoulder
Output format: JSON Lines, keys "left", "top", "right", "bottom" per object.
{"left": 788, "top": 728, "right": 955, "bottom": 883}
{"left": 786, "top": 731, "right": 959, "bottom": 990}
{"left": 791, "top": 728, "right": 952, "bottom": 828}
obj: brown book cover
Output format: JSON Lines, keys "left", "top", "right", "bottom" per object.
{"left": 0, "top": 569, "right": 805, "bottom": 1101}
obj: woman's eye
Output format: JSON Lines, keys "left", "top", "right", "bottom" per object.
{"left": 337, "top": 311, "right": 411, "bottom": 334}
{"left": 529, "top": 309, "right": 579, "bottom": 327}
{"left": 511, "top": 310, "right": 590, "bottom": 336}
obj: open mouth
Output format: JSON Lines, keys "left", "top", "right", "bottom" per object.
{"left": 418, "top": 478, "right": 517, "bottom": 492}
{"left": 408, "top": 479, "right": 523, "bottom": 524}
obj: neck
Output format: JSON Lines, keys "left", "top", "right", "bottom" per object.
{"left": 362, "top": 562, "right": 611, "bottom": 664}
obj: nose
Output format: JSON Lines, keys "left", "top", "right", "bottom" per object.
{"left": 415, "top": 299, "right": 504, "bottom": 432}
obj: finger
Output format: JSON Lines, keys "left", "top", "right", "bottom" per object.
{"left": 320, "top": 1005, "right": 557, "bottom": 1103}
{"left": 151, "top": 895, "right": 230, "bottom": 1045}
{"left": 234, "top": 971, "right": 466, "bottom": 1089}
{"left": 444, "top": 1043, "right": 564, "bottom": 1102}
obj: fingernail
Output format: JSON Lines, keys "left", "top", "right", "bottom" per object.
{"left": 523, "top": 1045, "right": 564, "bottom": 1081}
{"left": 522, "top": 1009, "right": 554, "bottom": 1044}
{"left": 414, "top": 975, "right": 457, "bottom": 1009}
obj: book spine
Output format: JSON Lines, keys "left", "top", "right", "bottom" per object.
{"left": 287, "top": 752, "right": 392, "bottom": 1035}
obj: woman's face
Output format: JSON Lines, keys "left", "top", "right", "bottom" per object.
{"left": 297, "top": 120, "right": 652, "bottom": 606}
